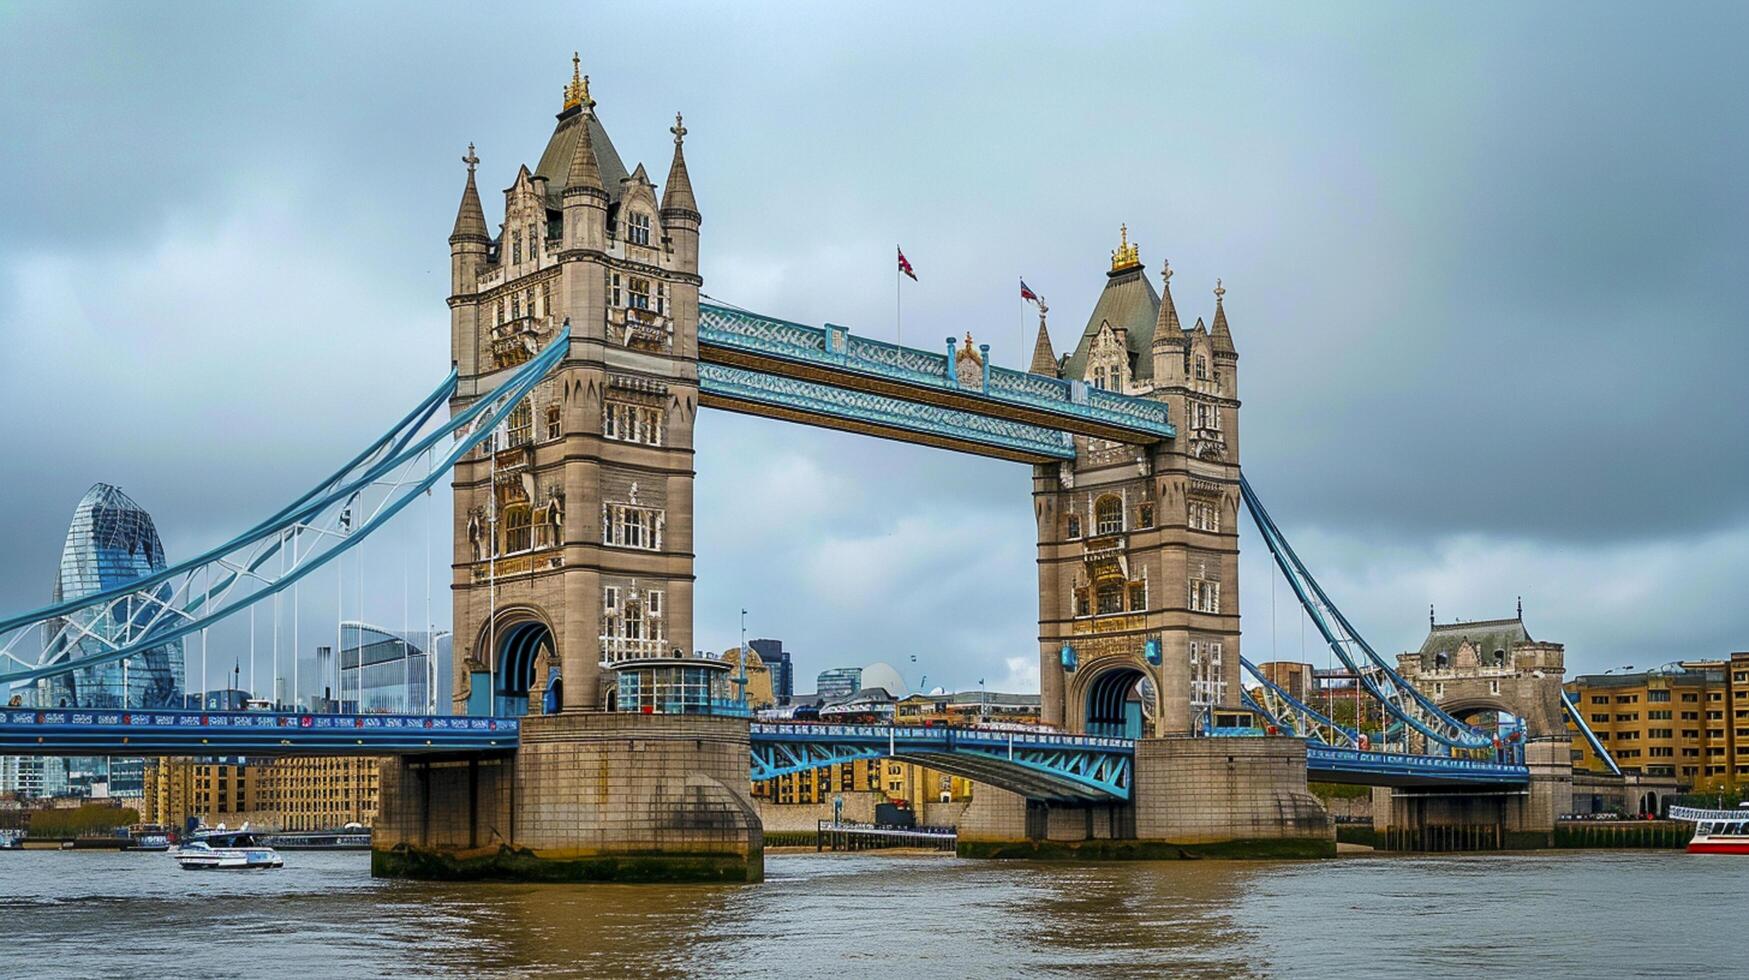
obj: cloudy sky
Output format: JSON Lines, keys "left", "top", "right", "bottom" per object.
{"left": 2, "top": 2, "right": 1746, "bottom": 698}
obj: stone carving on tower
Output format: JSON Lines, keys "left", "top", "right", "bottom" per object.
{"left": 446, "top": 52, "right": 702, "bottom": 714}
{"left": 1037, "top": 228, "right": 1243, "bottom": 738}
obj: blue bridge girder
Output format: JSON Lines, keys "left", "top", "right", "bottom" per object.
{"left": 0, "top": 708, "right": 520, "bottom": 757}
{"left": 698, "top": 362, "right": 1076, "bottom": 463}
{"left": 750, "top": 723, "right": 1135, "bottom": 803}
{"left": 1304, "top": 744, "right": 1529, "bottom": 787}
{"left": 698, "top": 303, "right": 1175, "bottom": 451}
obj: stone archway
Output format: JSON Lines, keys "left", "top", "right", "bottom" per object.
{"left": 473, "top": 607, "right": 556, "bottom": 717}
{"left": 1073, "top": 660, "right": 1150, "bottom": 738}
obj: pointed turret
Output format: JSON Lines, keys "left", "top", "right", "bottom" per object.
{"left": 450, "top": 143, "right": 489, "bottom": 244}
{"left": 1152, "top": 259, "right": 1185, "bottom": 346}
{"left": 563, "top": 113, "right": 604, "bottom": 195}
{"left": 661, "top": 112, "right": 699, "bottom": 216}
{"left": 1029, "top": 300, "right": 1057, "bottom": 376}
{"left": 661, "top": 112, "right": 701, "bottom": 278}
{"left": 1209, "top": 278, "right": 1236, "bottom": 357}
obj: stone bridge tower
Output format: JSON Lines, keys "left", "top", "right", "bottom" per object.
{"left": 446, "top": 56, "right": 701, "bottom": 716}
{"left": 375, "top": 57, "right": 760, "bottom": 884}
{"left": 1032, "top": 231, "right": 1244, "bottom": 738}
{"left": 1381, "top": 611, "right": 1576, "bottom": 842}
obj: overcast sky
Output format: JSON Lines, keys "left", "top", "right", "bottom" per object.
{"left": 2, "top": 2, "right": 1746, "bottom": 698}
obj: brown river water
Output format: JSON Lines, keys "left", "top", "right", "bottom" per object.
{"left": 0, "top": 848, "right": 1741, "bottom": 977}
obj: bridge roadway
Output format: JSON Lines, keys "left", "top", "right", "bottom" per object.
{"left": 0, "top": 710, "right": 1528, "bottom": 797}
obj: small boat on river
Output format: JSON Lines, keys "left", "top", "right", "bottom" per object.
{"left": 1668, "top": 802, "right": 1749, "bottom": 854}
{"left": 173, "top": 827, "right": 283, "bottom": 870}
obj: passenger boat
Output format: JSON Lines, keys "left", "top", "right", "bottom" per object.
{"left": 126, "top": 823, "right": 171, "bottom": 851}
{"left": 1668, "top": 802, "right": 1749, "bottom": 854}
{"left": 173, "top": 826, "right": 283, "bottom": 870}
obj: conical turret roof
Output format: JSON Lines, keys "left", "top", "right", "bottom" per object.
{"left": 563, "top": 110, "right": 604, "bottom": 195}
{"left": 1210, "top": 280, "right": 1236, "bottom": 356}
{"left": 662, "top": 113, "right": 698, "bottom": 215}
{"left": 1029, "top": 311, "right": 1057, "bottom": 376}
{"left": 450, "top": 148, "right": 489, "bottom": 243}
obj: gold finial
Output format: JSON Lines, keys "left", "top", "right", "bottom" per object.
{"left": 671, "top": 111, "right": 687, "bottom": 145}
{"left": 563, "top": 51, "right": 593, "bottom": 111}
{"left": 1110, "top": 223, "right": 1141, "bottom": 272}
{"left": 1213, "top": 277, "right": 1226, "bottom": 303}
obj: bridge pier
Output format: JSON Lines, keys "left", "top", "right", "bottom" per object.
{"left": 372, "top": 714, "right": 762, "bottom": 882}
{"left": 958, "top": 736, "right": 1333, "bottom": 859}
{"left": 1369, "top": 738, "right": 1573, "bottom": 850}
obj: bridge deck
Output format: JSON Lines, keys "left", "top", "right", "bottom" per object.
{"left": 0, "top": 708, "right": 520, "bottom": 757}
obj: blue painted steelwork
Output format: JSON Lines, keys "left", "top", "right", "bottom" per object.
{"left": 699, "top": 362, "right": 1076, "bottom": 461}
{"left": 1239, "top": 657, "right": 1359, "bottom": 747}
{"left": 698, "top": 303, "right": 1174, "bottom": 442}
{"left": 0, "top": 327, "right": 571, "bottom": 688}
{"left": 0, "top": 708, "right": 518, "bottom": 757}
{"left": 1305, "top": 744, "right": 1528, "bottom": 785}
{"left": 1239, "top": 475, "right": 1495, "bottom": 752}
{"left": 749, "top": 722, "right": 1134, "bottom": 802}
{"left": 1562, "top": 694, "right": 1623, "bottom": 776}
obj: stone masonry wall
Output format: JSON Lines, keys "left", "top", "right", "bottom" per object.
{"left": 1131, "top": 736, "right": 1331, "bottom": 844}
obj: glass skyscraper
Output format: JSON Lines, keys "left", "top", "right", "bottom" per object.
{"left": 338, "top": 622, "right": 453, "bottom": 715}
{"left": 39, "top": 484, "right": 186, "bottom": 712}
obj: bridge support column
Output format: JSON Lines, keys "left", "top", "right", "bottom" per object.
{"left": 1370, "top": 739, "right": 1573, "bottom": 851}
{"left": 372, "top": 714, "right": 762, "bottom": 882}
{"left": 958, "top": 736, "right": 1332, "bottom": 859}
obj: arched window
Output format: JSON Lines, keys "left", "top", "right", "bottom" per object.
{"left": 502, "top": 504, "right": 532, "bottom": 554}
{"left": 507, "top": 400, "right": 533, "bottom": 446}
{"left": 1095, "top": 495, "right": 1123, "bottom": 535}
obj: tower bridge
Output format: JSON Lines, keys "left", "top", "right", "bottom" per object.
{"left": 0, "top": 56, "right": 1578, "bottom": 880}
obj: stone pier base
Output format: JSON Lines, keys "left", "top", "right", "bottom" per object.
{"left": 1369, "top": 738, "right": 1577, "bottom": 851}
{"left": 372, "top": 713, "right": 762, "bottom": 882}
{"left": 958, "top": 735, "right": 1333, "bottom": 859}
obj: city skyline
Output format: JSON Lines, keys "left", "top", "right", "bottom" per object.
{"left": 3, "top": 3, "right": 1747, "bottom": 698}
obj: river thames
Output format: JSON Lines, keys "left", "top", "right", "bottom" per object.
{"left": 1, "top": 849, "right": 1742, "bottom": 977}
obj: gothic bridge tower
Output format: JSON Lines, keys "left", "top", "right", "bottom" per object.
{"left": 1030, "top": 228, "right": 1243, "bottom": 738}
{"left": 446, "top": 55, "right": 702, "bottom": 716}
{"left": 375, "top": 55, "right": 760, "bottom": 884}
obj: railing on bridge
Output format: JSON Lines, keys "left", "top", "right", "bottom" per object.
{"left": 0, "top": 707, "right": 520, "bottom": 757}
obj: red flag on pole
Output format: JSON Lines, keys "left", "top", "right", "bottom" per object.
{"left": 897, "top": 246, "right": 917, "bottom": 281}
{"left": 1019, "top": 278, "right": 1040, "bottom": 303}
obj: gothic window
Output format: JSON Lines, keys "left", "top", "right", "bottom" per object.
{"left": 1138, "top": 502, "right": 1155, "bottom": 528}
{"left": 1067, "top": 514, "right": 1081, "bottom": 538}
{"left": 1188, "top": 500, "right": 1220, "bottom": 533}
{"left": 1128, "top": 581, "right": 1147, "bottom": 611}
{"left": 495, "top": 298, "right": 503, "bottom": 326}
{"left": 512, "top": 231, "right": 523, "bottom": 265}
{"left": 1195, "top": 356, "right": 1208, "bottom": 381}
{"left": 603, "top": 503, "right": 662, "bottom": 550}
{"left": 507, "top": 400, "right": 533, "bottom": 446}
{"left": 523, "top": 288, "right": 533, "bottom": 317}
{"left": 1189, "top": 579, "right": 1221, "bottom": 614}
{"left": 1093, "top": 367, "right": 1106, "bottom": 390}
{"left": 545, "top": 405, "right": 562, "bottom": 440}
{"left": 1096, "top": 582, "right": 1124, "bottom": 616}
{"left": 541, "top": 282, "right": 551, "bottom": 319}
{"left": 502, "top": 505, "right": 532, "bottom": 554}
{"left": 1074, "top": 588, "right": 1090, "bottom": 617}
{"left": 603, "top": 401, "right": 664, "bottom": 446}
{"left": 629, "top": 276, "right": 651, "bottom": 310}
{"left": 1195, "top": 401, "right": 1210, "bottom": 429}
{"left": 611, "top": 273, "right": 622, "bottom": 307}
{"left": 528, "top": 224, "right": 539, "bottom": 260}
{"left": 604, "top": 586, "right": 618, "bottom": 613}
{"left": 1095, "top": 495, "right": 1123, "bottom": 535}
{"left": 1189, "top": 641, "right": 1226, "bottom": 709}
{"left": 648, "top": 590, "right": 662, "bottom": 616}
{"left": 657, "top": 281, "right": 667, "bottom": 314}
{"left": 628, "top": 211, "right": 652, "bottom": 246}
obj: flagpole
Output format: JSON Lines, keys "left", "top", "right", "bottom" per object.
{"left": 895, "top": 245, "right": 902, "bottom": 346}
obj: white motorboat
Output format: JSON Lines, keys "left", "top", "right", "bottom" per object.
{"left": 173, "top": 827, "right": 283, "bottom": 870}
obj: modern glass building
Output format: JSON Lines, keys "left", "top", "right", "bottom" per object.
{"left": 338, "top": 622, "right": 453, "bottom": 715}
{"left": 749, "top": 638, "right": 793, "bottom": 705}
{"left": 816, "top": 666, "right": 863, "bottom": 702}
{"left": 38, "top": 484, "right": 186, "bottom": 712}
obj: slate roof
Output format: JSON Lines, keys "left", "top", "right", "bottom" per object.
{"left": 1061, "top": 266, "right": 1163, "bottom": 383}
{"left": 1417, "top": 617, "right": 1532, "bottom": 662}
{"left": 534, "top": 106, "right": 631, "bottom": 210}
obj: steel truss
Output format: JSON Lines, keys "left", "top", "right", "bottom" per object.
{"left": 0, "top": 327, "right": 571, "bottom": 688}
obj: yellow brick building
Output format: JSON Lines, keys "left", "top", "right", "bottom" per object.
{"left": 141, "top": 756, "right": 382, "bottom": 831}
{"left": 1565, "top": 652, "right": 1749, "bottom": 788}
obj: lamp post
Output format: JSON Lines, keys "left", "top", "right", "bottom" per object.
{"left": 978, "top": 677, "right": 987, "bottom": 721}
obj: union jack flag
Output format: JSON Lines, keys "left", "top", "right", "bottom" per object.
{"left": 1019, "top": 278, "right": 1040, "bottom": 303}
{"left": 897, "top": 246, "right": 917, "bottom": 281}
